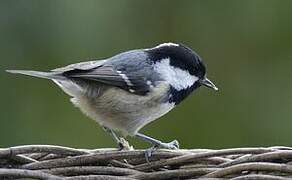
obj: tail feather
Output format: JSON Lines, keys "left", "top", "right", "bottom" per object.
{"left": 7, "top": 70, "right": 83, "bottom": 97}
{"left": 6, "top": 70, "right": 64, "bottom": 80}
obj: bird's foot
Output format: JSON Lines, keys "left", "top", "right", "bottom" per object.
{"left": 145, "top": 146, "right": 158, "bottom": 162}
{"left": 158, "top": 139, "right": 180, "bottom": 149}
{"left": 144, "top": 140, "right": 180, "bottom": 162}
{"left": 118, "top": 137, "right": 134, "bottom": 151}
{"left": 102, "top": 126, "right": 133, "bottom": 151}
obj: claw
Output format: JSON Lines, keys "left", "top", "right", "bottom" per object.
{"left": 118, "top": 138, "right": 134, "bottom": 151}
{"left": 103, "top": 126, "right": 133, "bottom": 150}
{"left": 169, "top": 140, "right": 180, "bottom": 149}
{"left": 117, "top": 142, "right": 124, "bottom": 150}
{"left": 145, "top": 146, "right": 158, "bottom": 163}
{"left": 135, "top": 133, "right": 180, "bottom": 162}
{"left": 158, "top": 140, "right": 180, "bottom": 150}
{"left": 144, "top": 140, "right": 179, "bottom": 162}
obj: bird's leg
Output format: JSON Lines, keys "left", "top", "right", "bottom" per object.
{"left": 135, "top": 132, "right": 179, "bottom": 161}
{"left": 102, "top": 126, "right": 132, "bottom": 150}
{"left": 136, "top": 132, "right": 179, "bottom": 149}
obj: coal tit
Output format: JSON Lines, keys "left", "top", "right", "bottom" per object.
{"left": 7, "top": 43, "right": 218, "bottom": 151}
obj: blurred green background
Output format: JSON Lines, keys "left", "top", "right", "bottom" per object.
{"left": 1, "top": 0, "right": 292, "bottom": 149}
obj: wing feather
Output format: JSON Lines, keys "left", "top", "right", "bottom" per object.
{"left": 62, "top": 64, "right": 150, "bottom": 95}
{"left": 52, "top": 60, "right": 107, "bottom": 72}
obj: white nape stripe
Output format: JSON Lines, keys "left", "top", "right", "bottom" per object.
{"left": 155, "top": 42, "right": 179, "bottom": 48}
{"left": 145, "top": 42, "right": 179, "bottom": 50}
{"left": 154, "top": 58, "right": 199, "bottom": 91}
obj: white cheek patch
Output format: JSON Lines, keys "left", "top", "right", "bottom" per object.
{"left": 154, "top": 58, "right": 199, "bottom": 91}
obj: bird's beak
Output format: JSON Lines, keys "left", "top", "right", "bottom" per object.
{"left": 200, "top": 78, "right": 218, "bottom": 91}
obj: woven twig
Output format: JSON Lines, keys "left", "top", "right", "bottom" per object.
{"left": 1, "top": 145, "right": 292, "bottom": 179}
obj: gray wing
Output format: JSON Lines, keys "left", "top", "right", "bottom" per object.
{"left": 53, "top": 50, "right": 158, "bottom": 95}
{"left": 52, "top": 60, "right": 107, "bottom": 72}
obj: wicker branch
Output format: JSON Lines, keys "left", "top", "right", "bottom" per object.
{"left": 1, "top": 145, "right": 292, "bottom": 179}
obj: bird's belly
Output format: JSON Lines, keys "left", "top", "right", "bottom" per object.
{"left": 71, "top": 83, "right": 174, "bottom": 136}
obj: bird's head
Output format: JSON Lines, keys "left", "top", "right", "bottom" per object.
{"left": 146, "top": 42, "right": 218, "bottom": 104}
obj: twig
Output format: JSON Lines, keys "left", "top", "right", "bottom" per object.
{"left": 131, "top": 168, "right": 219, "bottom": 179}
{"left": 1, "top": 145, "right": 292, "bottom": 179}
{"left": 231, "top": 174, "right": 291, "bottom": 180}
{"left": 220, "top": 151, "right": 292, "bottom": 168}
{"left": 134, "top": 147, "right": 275, "bottom": 171}
{"left": 11, "top": 154, "right": 38, "bottom": 163}
{"left": 0, "top": 168, "right": 62, "bottom": 179}
{"left": 0, "top": 145, "right": 88, "bottom": 158}
{"left": 22, "top": 150, "right": 187, "bottom": 170}
{"left": 42, "top": 166, "right": 140, "bottom": 176}
{"left": 64, "top": 175, "right": 136, "bottom": 180}
{"left": 204, "top": 162, "right": 292, "bottom": 178}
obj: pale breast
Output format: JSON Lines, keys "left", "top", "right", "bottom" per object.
{"left": 71, "top": 82, "right": 175, "bottom": 136}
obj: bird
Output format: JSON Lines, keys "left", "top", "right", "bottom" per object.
{"left": 7, "top": 42, "right": 218, "bottom": 153}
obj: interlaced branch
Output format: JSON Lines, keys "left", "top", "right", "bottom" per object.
{"left": 1, "top": 145, "right": 292, "bottom": 179}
